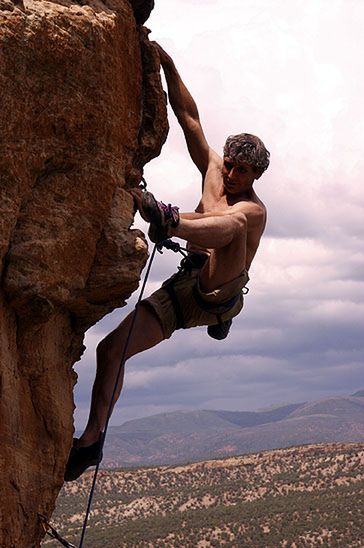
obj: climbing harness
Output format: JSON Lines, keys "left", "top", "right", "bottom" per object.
{"left": 157, "top": 239, "right": 199, "bottom": 329}
{"left": 158, "top": 239, "right": 248, "bottom": 339}
{"left": 39, "top": 514, "right": 76, "bottom": 548}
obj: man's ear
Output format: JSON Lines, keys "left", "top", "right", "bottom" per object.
{"left": 254, "top": 168, "right": 263, "bottom": 180}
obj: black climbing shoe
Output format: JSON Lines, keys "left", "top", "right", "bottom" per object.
{"left": 64, "top": 438, "right": 103, "bottom": 482}
{"left": 207, "top": 319, "right": 232, "bottom": 340}
{"left": 141, "top": 191, "right": 180, "bottom": 243}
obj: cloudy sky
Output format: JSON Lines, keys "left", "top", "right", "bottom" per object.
{"left": 73, "top": 0, "right": 364, "bottom": 429}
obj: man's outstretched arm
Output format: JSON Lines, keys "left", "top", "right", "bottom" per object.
{"left": 155, "top": 43, "right": 219, "bottom": 177}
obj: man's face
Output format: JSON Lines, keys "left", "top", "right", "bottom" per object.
{"left": 222, "top": 157, "right": 256, "bottom": 195}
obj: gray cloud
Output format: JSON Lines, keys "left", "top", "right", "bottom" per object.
{"left": 72, "top": 0, "right": 364, "bottom": 431}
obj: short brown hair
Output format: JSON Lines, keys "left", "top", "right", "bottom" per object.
{"left": 223, "top": 133, "right": 270, "bottom": 177}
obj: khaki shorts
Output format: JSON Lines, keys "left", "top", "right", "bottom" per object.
{"left": 142, "top": 265, "right": 249, "bottom": 340}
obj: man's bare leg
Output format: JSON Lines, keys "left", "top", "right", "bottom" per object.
{"left": 78, "top": 209, "right": 246, "bottom": 447}
{"left": 77, "top": 304, "right": 164, "bottom": 448}
{"left": 66, "top": 206, "right": 247, "bottom": 479}
{"left": 72, "top": 200, "right": 246, "bottom": 436}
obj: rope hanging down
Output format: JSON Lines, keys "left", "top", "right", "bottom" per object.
{"left": 40, "top": 241, "right": 163, "bottom": 548}
{"left": 78, "top": 239, "right": 188, "bottom": 547}
{"left": 78, "top": 241, "right": 160, "bottom": 547}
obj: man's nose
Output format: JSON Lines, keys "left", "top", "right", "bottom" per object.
{"left": 228, "top": 167, "right": 236, "bottom": 178}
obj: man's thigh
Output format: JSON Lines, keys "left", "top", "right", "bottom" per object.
{"left": 143, "top": 268, "right": 248, "bottom": 336}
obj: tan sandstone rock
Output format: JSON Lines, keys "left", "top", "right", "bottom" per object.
{"left": 0, "top": 0, "right": 168, "bottom": 545}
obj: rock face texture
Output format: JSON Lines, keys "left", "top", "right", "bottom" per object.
{"left": 0, "top": 0, "right": 167, "bottom": 546}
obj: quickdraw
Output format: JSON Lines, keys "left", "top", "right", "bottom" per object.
{"left": 39, "top": 514, "right": 76, "bottom": 548}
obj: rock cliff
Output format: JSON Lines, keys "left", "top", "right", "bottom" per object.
{"left": 0, "top": 0, "right": 167, "bottom": 545}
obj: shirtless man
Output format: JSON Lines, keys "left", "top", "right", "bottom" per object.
{"left": 65, "top": 44, "right": 270, "bottom": 481}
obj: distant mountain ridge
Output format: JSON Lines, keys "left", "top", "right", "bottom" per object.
{"left": 101, "top": 392, "right": 364, "bottom": 467}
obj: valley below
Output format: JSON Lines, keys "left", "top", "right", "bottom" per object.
{"left": 43, "top": 442, "right": 364, "bottom": 547}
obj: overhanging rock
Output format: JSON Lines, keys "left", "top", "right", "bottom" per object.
{"left": 0, "top": 0, "right": 168, "bottom": 545}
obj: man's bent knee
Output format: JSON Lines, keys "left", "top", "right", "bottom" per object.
{"left": 96, "top": 331, "right": 122, "bottom": 363}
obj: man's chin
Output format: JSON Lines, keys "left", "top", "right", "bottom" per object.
{"left": 224, "top": 185, "right": 240, "bottom": 195}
